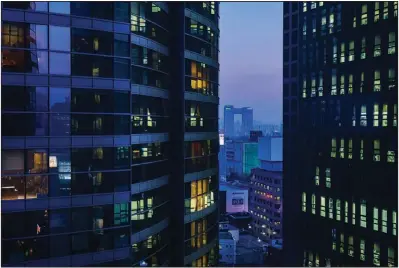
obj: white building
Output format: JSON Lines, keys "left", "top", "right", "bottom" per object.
{"left": 219, "top": 231, "right": 237, "bottom": 266}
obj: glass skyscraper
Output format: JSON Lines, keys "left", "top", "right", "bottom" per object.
{"left": 283, "top": 1, "right": 397, "bottom": 267}
{"left": 1, "top": 1, "right": 219, "bottom": 266}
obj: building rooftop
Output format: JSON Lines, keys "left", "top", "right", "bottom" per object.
{"left": 219, "top": 231, "right": 235, "bottom": 240}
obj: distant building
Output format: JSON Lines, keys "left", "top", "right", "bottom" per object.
{"left": 250, "top": 130, "right": 263, "bottom": 142}
{"left": 250, "top": 135, "right": 283, "bottom": 244}
{"left": 219, "top": 232, "right": 237, "bottom": 266}
{"left": 220, "top": 181, "right": 249, "bottom": 214}
{"left": 224, "top": 105, "right": 253, "bottom": 138}
{"left": 225, "top": 140, "right": 260, "bottom": 177}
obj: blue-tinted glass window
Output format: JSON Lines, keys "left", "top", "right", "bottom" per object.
{"left": 49, "top": 52, "right": 70, "bottom": 75}
{"left": 49, "top": 2, "right": 70, "bottom": 14}
{"left": 50, "top": 87, "right": 71, "bottom": 112}
{"left": 50, "top": 26, "right": 70, "bottom": 51}
{"left": 50, "top": 114, "right": 71, "bottom": 136}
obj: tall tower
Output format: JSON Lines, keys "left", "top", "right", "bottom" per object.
{"left": 1, "top": 2, "right": 219, "bottom": 266}
{"left": 283, "top": 2, "right": 398, "bottom": 266}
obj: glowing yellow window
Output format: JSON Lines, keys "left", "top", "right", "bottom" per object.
{"left": 302, "top": 192, "right": 307, "bottom": 212}
{"left": 345, "top": 201, "right": 349, "bottom": 223}
{"left": 352, "top": 202, "right": 356, "bottom": 225}
{"left": 331, "top": 138, "right": 337, "bottom": 158}
{"left": 360, "top": 202, "right": 367, "bottom": 228}
{"left": 315, "top": 166, "right": 320, "bottom": 186}
{"left": 339, "top": 75, "right": 345, "bottom": 95}
{"left": 361, "top": 4, "right": 368, "bottom": 25}
{"left": 339, "top": 139, "right": 345, "bottom": 159}
{"left": 374, "top": 35, "right": 381, "bottom": 57}
{"left": 336, "top": 199, "right": 341, "bottom": 221}
{"left": 373, "top": 104, "right": 379, "bottom": 127}
{"left": 373, "top": 207, "right": 379, "bottom": 231}
{"left": 339, "top": 233, "right": 344, "bottom": 253}
{"left": 382, "top": 209, "right": 388, "bottom": 233}
{"left": 388, "top": 32, "right": 396, "bottom": 54}
{"left": 374, "top": 2, "right": 380, "bottom": 22}
{"left": 320, "top": 196, "right": 326, "bottom": 217}
{"left": 311, "top": 194, "right": 316, "bottom": 214}
{"left": 374, "top": 70, "right": 381, "bottom": 92}
{"left": 340, "top": 43, "right": 345, "bottom": 63}
{"left": 329, "top": 198, "right": 334, "bottom": 219}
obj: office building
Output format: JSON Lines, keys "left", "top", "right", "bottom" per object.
{"left": 224, "top": 105, "right": 253, "bottom": 138}
{"left": 225, "top": 140, "right": 259, "bottom": 177}
{"left": 1, "top": 2, "right": 219, "bottom": 267}
{"left": 283, "top": 2, "right": 397, "bottom": 266}
{"left": 250, "top": 135, "right": 283, "bottom": 244}
{"left": 220, "top": 181, "right": 249, "bottom": 215}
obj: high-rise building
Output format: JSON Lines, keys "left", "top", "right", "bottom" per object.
{"left": 250, "top": 135, "right": 283, "bottom": 245}
{"left": 283, "top": 1, "right": 397, "bottom": 267}
{"left": 1, "top": 2, "right": 219, "bottom": 266}
{"left": 224, "top": 105, "right": 253, "bottom": 138}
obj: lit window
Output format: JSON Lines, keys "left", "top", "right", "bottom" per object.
{"left": 321, "top": 16, "right": 327, "bottom": 35}
{"left": 329, "top": 13, "right": 335, "bottom": 34}
{"left": 302, "top": 19, "right": 307, "bottom": 40}
{"left": 315, "top": 254, "right": 319, "bottom": 267}
{"left": 302, "top": 78, "right": 307, "bottom": 98}
{"left": 373, "top": 243, "right": 380, "bottom": 266}
{"left": 388, "top": 247, "right": 395, "bottom": 267}
{"left": 374, "top": 70, "right": 381, "bottom": 92}
{"left": 318, "top": 72, "right": 323, "bottom": 96}
{"left": 332, "top": 39, "right": 338, "bottom": 63}
{"left": 339, "top": 139, "right": 345, "bottom": 159}
{"left": 311, "top": 73, "right": 316, "bottom": 97}
{"left": 340, "top": 43, "right": 345, "bottom": 63}
{"left": 360, "top": 239, "right": 366, "bottom": 261}
{"left": 319, "top": 2, "right": 323, "bottom": 7}
{"left": 373, "top": 104, "right": 380, "bottom": 127}
{"left": 361, "top": 4, "right": 368, "bottom": 25}
{"left": 339, "top": 75, "right": 345, "bottom": 95}
{"left": 348, "top": 41, "right": 355, "bottom": 61}
{"left": 395, "top": 1, "right": 398, "bottom": 17}
{"left": 389, "top": 68, "right": 396, "bottom": 90}
{"left": 382, "top": 104, "right": 388, "bottom": 127}
{"left": 361, "top": 37, "right": 366, "bottom": 59}
{"left": 348, "top": 74, "right": 353, "bottom": 94}
{"left": 352, "top": 202, "right": 356, "bottom": 225}
{"left": 394, "top": 105, "right": 397, "bottom": 127}
{"left": 339, "top": 233, "right": 344, "bottom": 253}
{"left": 311, "top": 2, "right": 316, "bottom": 9}
{"left": 353, "top": 13, "right": 357, "bottom": 28}
{"left": 360, "top": 105, "right": 367, "bottom": 127}
{"left": 374, "top": 2, "right": 380, "bottom": 22}
{"left": 352, "top": 106, "right": 356, "bottom": 126}
{"left": 348, "top": 236, "right": 354, "bottom": 257}
{"left": 360, "top": 201, "right": 367, "bottom": 228}
{"left": 360, "top": 72, "right": 365, "bottom": 93}
{"left": 388, "top": 32, "right": 396, "bottom": 54}
{"left": 312, "top": 194, "right": 316, "bottom": 214}
{"left": 374, "top": 35, "right": 381, "bottom": 57}
{"left": 373, "top": 207, "right": 379, "bottom": 231}
{"left": 393, "top": 211, "right": 397, "bottom": 236}
{"left": 308, "top": 252, "right": 314, "bottom": 267}
{"left": 383, "top": 2, "right": 389, "bottom": 19}
{"left": 387, "top": 151, "right": 396, "bottom": 163}
{"left": 315, "top": 166, "right": 320, "bottom": 186}
{"left": 303, "top": 2, "right": 307, "bottom": 12}
{"left": 345, "top": 201, "right": 349, "bottom": 223}
{"left": 382, "top": 209, "right": 387, "bottom": 233}
{"left": 348, "top": 139, "right": 353, "bottom": 159}
{"left": 331, "top": 138, "right": 337, "bottom": 158}
{"left": 329, "top": 198, "right": 334, "bottom": 219}
{"left": 302, "top": 192, "right": 307, "bottom": 212}
{"left": 331, "top": 69, "right": 337, "bottom": 95}
{"left": 321, "top": 196, "right": 326, "bottom": 217}
{"left": 360, "top": 140, "right": 364, "bottom": 160}
{"left": 336, "top": 199, "right": 341, "bottom": 221}
{"left": 332, "top": 229, "right": 337, "bottom": 251}
{"left": 373, "top": 140, "right": 380, "bottom": 162}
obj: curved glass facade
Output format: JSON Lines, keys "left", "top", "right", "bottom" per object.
{"left": 1, "top": 1, "right": 218, "bottom": 266}
{"left": 183, "top": 2, "right": 219, "bottom": 266}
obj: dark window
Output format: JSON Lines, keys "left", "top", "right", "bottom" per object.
{"left": 50, "top": 87, "right": 70, "bottom": 112}
{"left": 71, "top": 28, "right": 113, "bottom": 55}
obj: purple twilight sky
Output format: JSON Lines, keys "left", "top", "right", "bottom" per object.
{"left": 219, "top": 2, "right": 283, "bottom": 124}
